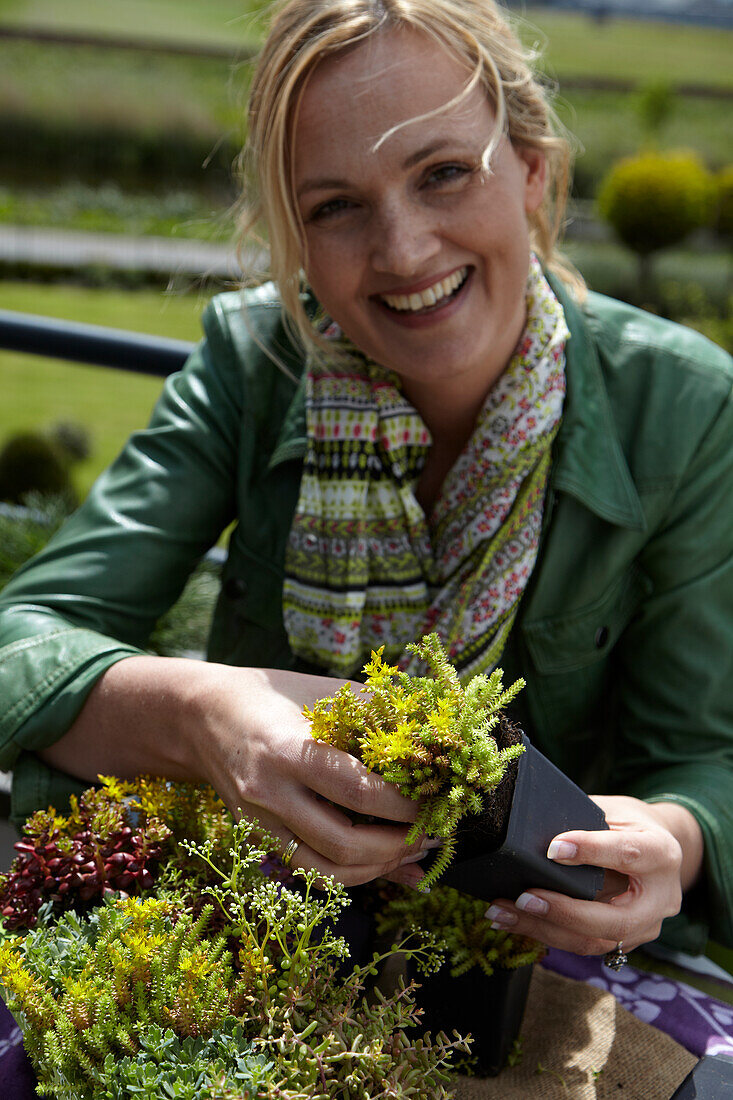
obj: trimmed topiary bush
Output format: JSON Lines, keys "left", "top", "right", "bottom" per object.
{"left": 598, "top": 151, "right": 714, "bottom": 296}
{"left": 598, "top": 150, "right": 714, "bottom": 256}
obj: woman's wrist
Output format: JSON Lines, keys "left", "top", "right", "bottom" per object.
{"left": 643, "top": 800, "right": 704, "bottom": 892}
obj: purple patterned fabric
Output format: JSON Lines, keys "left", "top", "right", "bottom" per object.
{"left": 541, "top": 948, "right": 733, "bottom": 1059}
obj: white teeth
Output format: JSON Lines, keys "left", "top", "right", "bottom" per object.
{"left": 381, "top": 267, "right": 467, "bottom": 312}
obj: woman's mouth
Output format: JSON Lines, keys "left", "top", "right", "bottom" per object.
{"left": 378, "top": 267, "right": 470, "bottom": 316}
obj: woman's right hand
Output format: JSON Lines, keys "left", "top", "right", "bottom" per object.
{"left": 191, "top": 663, "right": 432, "bottom": 886}
{"left": 39, "top": 656, "right": 430, "bottom": 889}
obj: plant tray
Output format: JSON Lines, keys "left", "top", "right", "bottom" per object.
{"left": 438, "top": 733, "right": 608, "bottom": 902}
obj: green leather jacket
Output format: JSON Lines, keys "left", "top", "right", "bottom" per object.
{"left": 1, "top": 279, "right": 731, "bottom": 949}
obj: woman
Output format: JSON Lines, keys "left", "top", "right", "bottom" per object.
{"left": 0, "top": 0, "right": 730, "bottom": 964}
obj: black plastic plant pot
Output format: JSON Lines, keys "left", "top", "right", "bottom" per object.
{"left": 436, "top": 732, "right": 608, "bottom": 903}
{"left": 414, "top": 960, "right": 533, "bottom": 1076}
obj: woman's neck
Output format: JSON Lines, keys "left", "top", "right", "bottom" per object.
{"left": 405, "top": 384, "right": 488, "bottom": 516}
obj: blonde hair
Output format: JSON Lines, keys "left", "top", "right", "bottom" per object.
{"left": 238, "top": 0, "right": 581, "bottom": 359}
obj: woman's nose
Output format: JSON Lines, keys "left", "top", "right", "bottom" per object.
{"left": 370, "top": 204, "right": 441, "bottom": 277}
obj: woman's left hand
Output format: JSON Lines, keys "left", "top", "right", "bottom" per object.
{"left": 485, "top": 795, "right": 704, "bottom": 956}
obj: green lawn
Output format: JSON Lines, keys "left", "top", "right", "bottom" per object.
{"left": 522, "top": 7, "right": 733, "bottom": 89}
{"left": 0, "top": 283, "right": 210, "bottom": 498}
{"left": 0, "top": 0, "right": 268, "bottom": 46}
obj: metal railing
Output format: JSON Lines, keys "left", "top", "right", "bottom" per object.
{"left": 0, "top": 308, "right": 194, "bottom": 376}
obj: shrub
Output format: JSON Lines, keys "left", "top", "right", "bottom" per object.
{"left": 0, "top": 431, "right": 75, "bottom": 506}
{"left": 598, "top": 150, "right": 714, "bottom": 257}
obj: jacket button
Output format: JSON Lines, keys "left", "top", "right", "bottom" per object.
{"left": 594, "top": 626, "right": 609, "bottom": 649}
{"left": 224, "top": 577, "right": 248, "bottom": 601}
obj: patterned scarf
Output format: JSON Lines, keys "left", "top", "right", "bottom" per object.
{"left": 283, "top": 256, "right": 568, "bottom": 681}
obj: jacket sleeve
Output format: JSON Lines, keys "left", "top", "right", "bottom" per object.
{"left": 611, "top": 381, "right": 733, "bottom": 949}
{"left": 0, "top": 299, "right": 248, "bottom": 819}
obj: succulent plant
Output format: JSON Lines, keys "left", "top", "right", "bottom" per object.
{"left": 305, "top": 633, "right": 526, "bottom": 886}
{"left": 0, "top": 785, "right": 171, "bottom": 930}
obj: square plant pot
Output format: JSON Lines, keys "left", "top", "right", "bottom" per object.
{"left": 435, "top": 732, "right": 608, "bottom": 903}
{"left": 414, "top": 959, "right": 534, "bottom": 1076}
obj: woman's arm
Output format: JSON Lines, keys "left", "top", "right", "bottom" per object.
{"left": 38, "top": 655, "right": 431, "bottom": 889}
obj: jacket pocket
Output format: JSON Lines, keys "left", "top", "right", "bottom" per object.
{"left": 521, "top": 563, "right": 651, "bottom": 675}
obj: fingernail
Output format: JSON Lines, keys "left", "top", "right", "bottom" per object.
{"left": 515, "top": 892, "right": 549, "bottom": 916}
{"left": 399, "top": 849, "right": 428, "bottom": 865}
{"left": 422, "top": 838, "right": 443, "bottom": 850}
{"left": 485, "top": 905, "right": 517, "bottom": 928}
{"left": 547, "top": 840, "right": 577, "bottom": 861}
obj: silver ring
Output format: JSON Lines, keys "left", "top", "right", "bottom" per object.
{"left": 603, "top": 941, "right": 628, "bottom": 971}
{"left": 282, "top": 837, "right": 300, "bottom": 869}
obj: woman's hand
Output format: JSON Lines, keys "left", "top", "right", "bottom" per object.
{"left": 484, "top": 795, "right": 704, "bottom": 955}
{"left": 39, "top": 655, "right": 430, "bottom": 891}
{"left": 193, "top": 665, "right": 432, "bottom": 888}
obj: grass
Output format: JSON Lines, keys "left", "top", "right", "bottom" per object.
{"left": 0, "top": 282, "right": 211, "bottom": 498}
{"left": 520, "top": 7, "right": 733, "bottom": 89}
{"left": 0, "top": 39, "right": 245, "bottom": 135}
{"left": 0, "top": 5, "right": 729, "bottom": 208}
{"left": 0, "top": 0, "right": 268, "bottom": 45}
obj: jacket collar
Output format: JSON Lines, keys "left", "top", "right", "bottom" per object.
{"left": 550, "top": 275, "right": 645, "bottom": 531}
{"left": 267, "top": 278, "right": 646, "bottom": 532}
{"left": 267, "top": 364, "right": 307, "bottom": 471}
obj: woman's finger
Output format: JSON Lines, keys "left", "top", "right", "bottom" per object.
{"left": 545, "top": 824, "right": 682, "bottom": 879}
{"left": 291, "top": 739, "right": 420, "bottom": 822}
{"left": 485, "top": 865, "right": 682, "bottom": 953}
{"left": 281, "top": 835, "right": 430, "bottom": 889}
{"left": 484, "top": 898, "right": 661, "bottom": 956}
{"left": 492, "top": 885, "right": 665, "bottom": 941}
{"left": 283, "top": 788, "right": 430, "bottom": 868}
{"left": 234, "top": 772, "right": 431, "bottom": 871}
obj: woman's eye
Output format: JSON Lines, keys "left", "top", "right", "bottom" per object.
{"left": 425, "top": 163, "right": 472, "bottom": 187}
{"left": 309, "top": 197, "right": 354, "bottom": 221}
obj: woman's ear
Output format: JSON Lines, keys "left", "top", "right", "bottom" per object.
{"left": 518, "top": 146, "right": 547, "bottom": 215}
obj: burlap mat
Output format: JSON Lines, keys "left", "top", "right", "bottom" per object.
{"left": 452, "top": 967, "right": 696, "bottom": 1100}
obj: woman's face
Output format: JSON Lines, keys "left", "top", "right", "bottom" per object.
{"left": 293, "top": 28, "right": 546, "bottom": 409}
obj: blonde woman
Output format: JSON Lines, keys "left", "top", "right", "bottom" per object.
{"left": 1, "top": 0, "right": 730, "bottom": 966}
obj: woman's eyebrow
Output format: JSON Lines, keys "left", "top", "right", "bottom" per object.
{"left": 401, "top": 138, "right": 455, "bottom": 170}
{"left": 296, "top": 176, "right": 350, "bottom": 199}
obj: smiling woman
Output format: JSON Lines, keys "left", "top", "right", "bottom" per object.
{"left": 292, "top": 30, "right": 545, "bottom": 428}
{"left": 0, "top": 0, "right": 731, "bottom": 991}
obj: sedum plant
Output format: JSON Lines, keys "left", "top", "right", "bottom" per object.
{"left": 0, "top": 779, "right": 468, "bottom": 1099}
{"left": 305, "top": 633, "right": 525, "bottom": 886}
{"left": 376, "top": 884, "right": 544, "bottom": 979}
